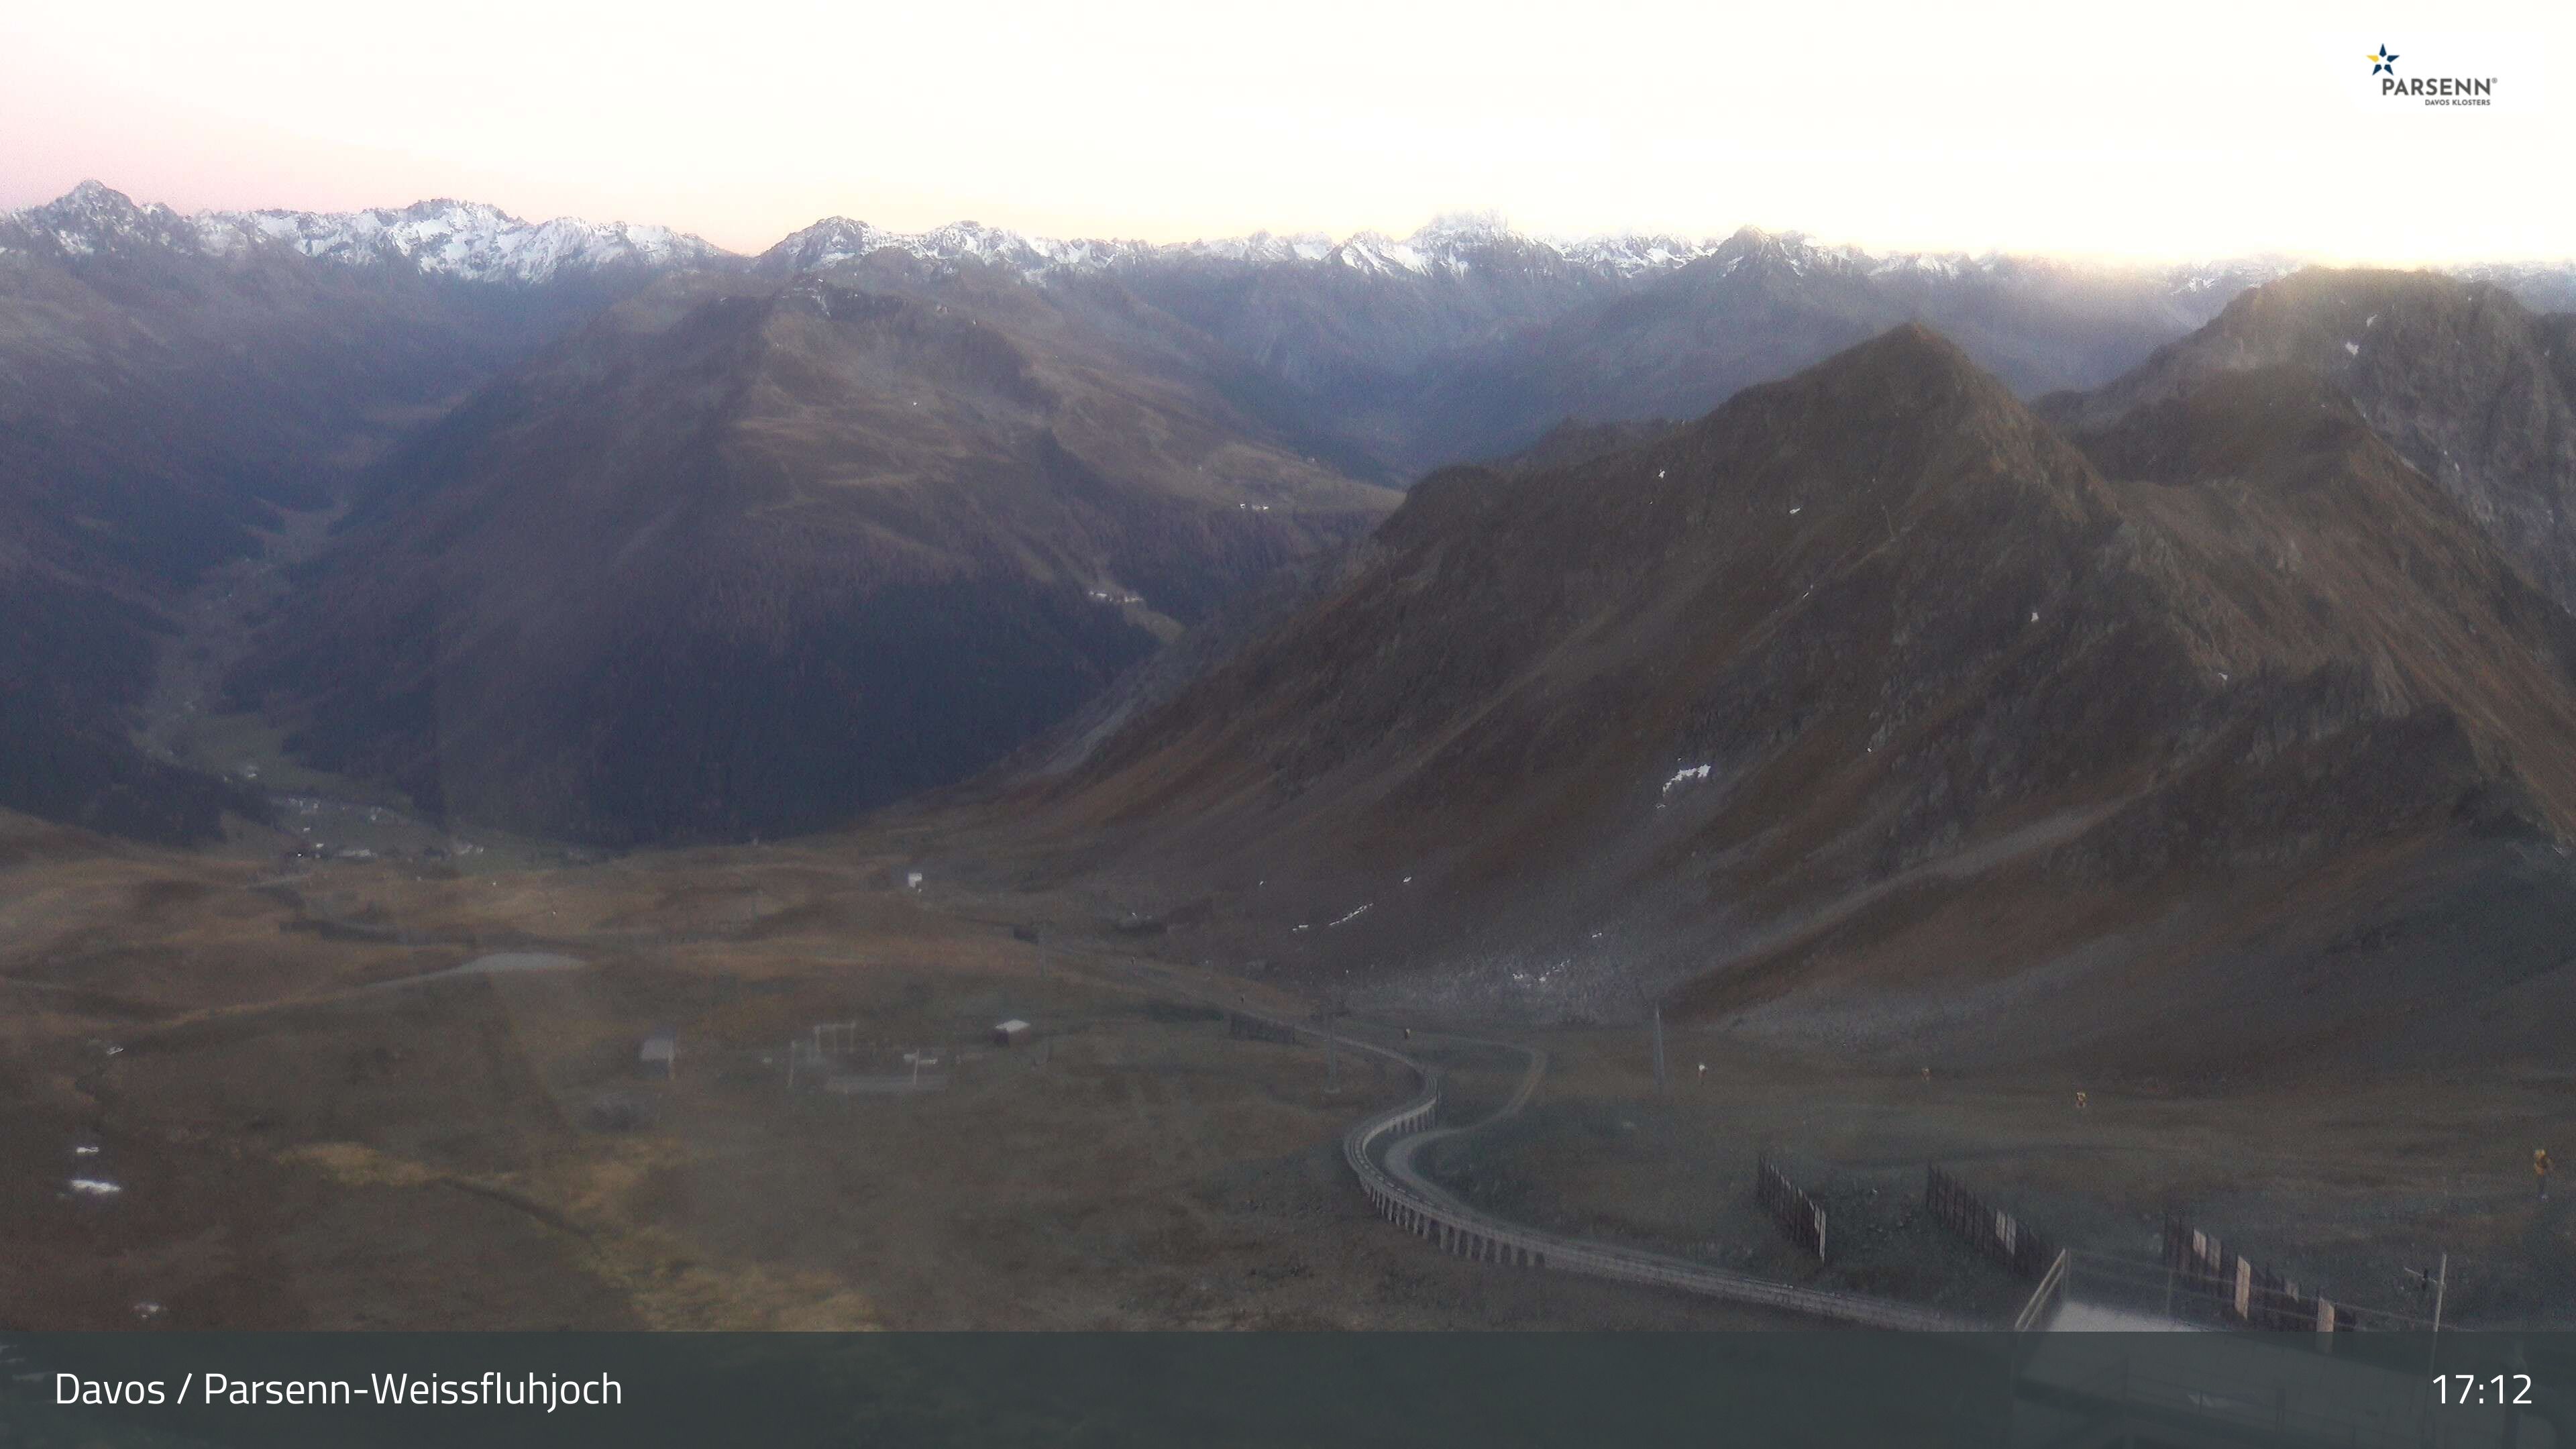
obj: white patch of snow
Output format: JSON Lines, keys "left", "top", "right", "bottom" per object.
{"left": 1328, "top": 903, "right": 1373, "bottom": 927}
{"left": 69, "top": 1179, "right": 123, "bottom": 1197}
{"left": 1662, "top": 763, "right": 1713, "bottom": 794}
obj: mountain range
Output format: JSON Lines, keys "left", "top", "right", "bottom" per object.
{"left": 7, "top": 180, "right": 2576, "bottom": 858}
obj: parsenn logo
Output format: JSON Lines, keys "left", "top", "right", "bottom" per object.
{"left": 2368, "top": 42, "right": 2498, "bottom": 105}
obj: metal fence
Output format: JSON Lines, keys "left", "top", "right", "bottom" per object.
{"left": 1925, "top": 1165, "right": 2059, "bottom": 1280}
{"left": 2151, "top": 1218, "right": 2433, "bottom": 1332}
{"left": 1342, "top": 1067, "right": 1961, "bottom": 1329}
{"left": 1756, "top": 1155, "right": 1829, "bottom": 1261}
{"left": 784, "top": 1028, "right": 952, "bottom": 1095}
{"left": 2167, "top": 1218, "right": 2334, "bottom": 1331}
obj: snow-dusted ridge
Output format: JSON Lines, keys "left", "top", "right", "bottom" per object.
{"left": 753, "top": 210, "right": 2345, "bottom": 301}
{"left": 752, "top": 215, "right": 1153, "bottom": 278}
{"left": 10, "top": 182, "right": 2575, "bottom": 303}
{"left": 757, "top": 207, "right": 1746, "bottom": 284}
{"left": 194, "top": 199, "right": 720, "bottom": 283}
{"left": 2, "top": 180, "right": 723, "bottom": 284}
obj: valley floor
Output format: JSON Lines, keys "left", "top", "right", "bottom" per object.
{"left": 2, "top": 812, "right": 2566, "bottom": 1331}
{"left": 0, "top": 823, "right": 1784, "bottom": 1330}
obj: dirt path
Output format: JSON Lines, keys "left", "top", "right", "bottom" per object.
{"left": 357, "top": 951, "right": 588, "bottom": 992}
{"left": 126, "top": 952, "right": 590, "bottom": 1038}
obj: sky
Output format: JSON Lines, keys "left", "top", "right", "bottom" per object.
{"left": 1, "top": 0, "right": 2567, "bottom": 264}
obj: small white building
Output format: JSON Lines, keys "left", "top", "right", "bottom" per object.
{"left": 992, "top": 1019, "right": 1032, "bottom": 1047}
{"left": 639, "top": 1027, "right": 678, "bottom": 1078}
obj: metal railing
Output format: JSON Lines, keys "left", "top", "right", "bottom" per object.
{"left": 2015, "top": 1249, "right": 2070, "bottom": 1332}
{"left": 1085, "top": 958, "right": 1980, "bottom": 1332}
{"left": 1317, "top": 1018, "right": 1974, "bottom": 1330}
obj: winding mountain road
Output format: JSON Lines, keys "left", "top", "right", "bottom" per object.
{"left": 1091, "top": 955, "right": 1973, "bottom": 1330}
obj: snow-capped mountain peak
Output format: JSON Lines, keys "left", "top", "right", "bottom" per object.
{"left": 1332, "top": 230, "right": 1434, "bottom": 277}
{"left": 3, "top": 180, "right": 199, "bottom": 260}
{"left": 1, "top": 182, "right": 722, "bottom": 284}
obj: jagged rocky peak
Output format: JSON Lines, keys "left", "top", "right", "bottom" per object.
{"left": 3, "top": 179, "right": 195, "bottom": 257}
{"left": 45, "top": 178, "right": 144, "bottom": 219}
{"left": 1171, "top": 229, "right": 1338, "bottom": 264}
{"left": 756, "top": 216, "right": 887, "bottom": 274}
{"left": 2059, "top": 264, "right": 2576, "bottom": 609}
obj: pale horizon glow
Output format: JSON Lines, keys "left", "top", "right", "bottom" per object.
{"left": 1, "top": 0, "right": 2569, "bottom": 266}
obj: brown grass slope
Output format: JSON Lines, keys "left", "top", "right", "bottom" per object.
{"left": 988, "top": 323, "right": 2576, "bottom": 1065}
{"left": 233, "top": 256, "right": 1399, "bottom": 845}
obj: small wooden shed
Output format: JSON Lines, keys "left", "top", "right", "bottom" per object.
{"left": 991, "top": 1019, "right": 1032, "bottom": 1047}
